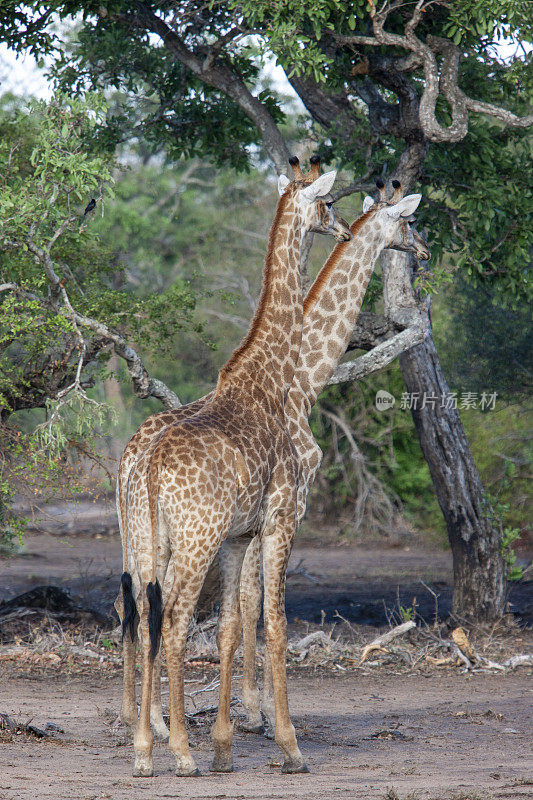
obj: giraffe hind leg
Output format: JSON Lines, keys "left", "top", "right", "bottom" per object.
{"left": 239, "top": 536, "right": 264, "bottom": 734}
{"left": 117, "top": 572, "right": 138, "bottom": 729}
{"left": 133, "top": 583, "right": 157, "bottom": 777}
{"left": 146, "top": 579, "right": 169, "bottom": 740}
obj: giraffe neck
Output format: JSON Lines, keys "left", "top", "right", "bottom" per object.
{"left": 290, "top": 210, "right": 384, "bottom": 411}
{"left": 217, "top": 193, "right": 304, "bottom": 405}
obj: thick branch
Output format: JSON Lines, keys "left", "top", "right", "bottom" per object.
{"left": 335, "top": 9, "right": 533, "bottom": 142}
{"left": 124, "top": 2, "right": 290, "bottom": 174}
{"left": 346, "top": 311, "right": 399, "bottom": 350}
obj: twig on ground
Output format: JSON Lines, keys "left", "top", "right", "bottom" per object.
{"left": 286, "top": 558, "right": 324, "bottom": 584}
{"left": 360, "top": 620, "right": 416, "bottom": 663}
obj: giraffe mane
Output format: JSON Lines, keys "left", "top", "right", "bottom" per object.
{"left": 303, "top": 208, "right": 376, "bottom": 314}
{"left": 221, "top": 186, "right": 295, "bottom": 375}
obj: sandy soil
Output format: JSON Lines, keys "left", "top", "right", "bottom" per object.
{"left": 1, "top": 508, "right": 532, "bottom": 799}
{"left": 1, "top": 668, "right": 532, "bottom": 800}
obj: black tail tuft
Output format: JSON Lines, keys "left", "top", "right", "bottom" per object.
{"left": 121, "top": 571, "right": 138, "bottom": 643}
{"left": 147, "top": 580, "right": 163, "bottom": 661}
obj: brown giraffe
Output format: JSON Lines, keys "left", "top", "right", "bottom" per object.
{"left": 115, "top": 157, "right": 329, "bottom": 742}
{"left": 238, "top": 178, "right": 430, "bottom": 732}
{"left": 122, "top": 160, "right": 351, "bottom": 778}
{"left": 116, "top": 174, "right": 429, "bottom": 741}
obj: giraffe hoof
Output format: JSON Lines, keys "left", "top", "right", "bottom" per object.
{"left": 152, "top": 721, "right": 170, "bottom": 741}
{"left": 175, "top": 765, "right": 201, "bottom": 777}
{"left": 282, "top": 759, "right": 309, "bottom": 774}
{"left": 210, "top": 757, "right": 234, "bottom": 773}
{"left": 132, "top": 762, "right": 154, "bottom": 778}
{"left": 238, "top": 719, "right": 264, "bottom": 735}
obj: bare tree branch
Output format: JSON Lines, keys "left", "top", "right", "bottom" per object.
{"left": 24, "top": 235, "right": 182, "bottom": 409}
{"left": 334, "top": 3, "right": 533, "bottom": 142}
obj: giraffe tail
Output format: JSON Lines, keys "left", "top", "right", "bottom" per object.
{"left": 146, "top": 437, "right": 165, "bottom": 661}
{"left": 121, "top": 571, "right": 138, "bottom": 643}
{"left": 146, "top": 579, "right": 162, "bottom": 661}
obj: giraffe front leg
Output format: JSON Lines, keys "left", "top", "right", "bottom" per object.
{"left": 211, "top": 537, "right": 250, "bottom": 771}
{"left": 239, "top": 535, "right": 264, "bottom": 734}
{"left": 263, "top": 525, "right": 308, "bottom": 774}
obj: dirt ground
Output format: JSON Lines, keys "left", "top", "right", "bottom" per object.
{"left": 1, "top": 668, "right": 532, "bottom": 800}
{"left": 1, "top": 506, "right": 532, "bottom": 799}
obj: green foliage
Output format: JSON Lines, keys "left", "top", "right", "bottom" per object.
{"left": 310, "top": 367, "right": 443, "bottom": 539}
{"left": 398, "top": 603, "right": 416, "bottom": 622}
{"left": 442, "top": 0, "right": 533, "bottom": 48}
{"left": 434, "top": 277, "right": 532, "bottom": 400}
{"left": 500, "top": 526, "right": 524, "bottom": 581}
{"left": 0, "top": 91, "right": 208, "bottom": 535}
{"left": 0, "top": 92, "right": 204, "bottom": 414}
{"left": 0, "top": 92, "right": 113, "bottom": 248}
{"left": 422, "top": 118, "right": 532, "bottom": 307}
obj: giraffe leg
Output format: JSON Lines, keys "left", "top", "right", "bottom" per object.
{"left": 150, "top": 647, "right": 169, "bottom": 740}
{"left": 163, "top": 547, "right": 222, "bottom": 777}
{"left": 114, "top": 582, "right": 138, "bottom": 729}
{"left": 261, "top": 646, "right": 275, "bottom": 738}
{"left": 239, "top": 535, "right": 264, "bottom": 734}
{"left": 211, "top": 537, "right": 250, "bottom": 771}
{"left": 262, "top": 524, "right": 308, "bottom": 774}
{"left": 150, "top": 522, "right": 172, "bottom": 740}
{"left": 121, "top": 633, "right": 138, "bottom": 729}
{"left": 132, "top": 582, "right": 160, "bottom": 777}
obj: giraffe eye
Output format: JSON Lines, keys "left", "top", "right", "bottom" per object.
{"left": 325, "top": 201, "right": 333, "bottom": 209}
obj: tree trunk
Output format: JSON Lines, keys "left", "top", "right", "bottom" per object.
{"left": 380, "top": 249, "right": 506, "bottom": 622}
{"left": 399, "top": 336, "right": 506, "bottom": 621}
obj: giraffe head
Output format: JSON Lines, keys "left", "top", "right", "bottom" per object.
{"left": 362, "top": 179, "right": 431, "bottom": 260}
{"left": 277, "top": 157, "right": 351, "bottom": 243}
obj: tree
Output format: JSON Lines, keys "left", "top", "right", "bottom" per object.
{"left": 2, "top": 1, "right": 532, "bottom": 620}
{"left": 0, "top": 92, "right": 204, "bottom": 541}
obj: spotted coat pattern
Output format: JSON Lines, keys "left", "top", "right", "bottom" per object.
{"left": 116, "top": 188, "right": 430, "bottom": 752}
{"left": 122, "top": 173, "right": 351, "bottom": 778}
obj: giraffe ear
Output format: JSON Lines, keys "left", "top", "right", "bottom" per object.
{"left": 300, "top": 170, "right": 337, "bottom": 202}
{"left": 386, "top": 193, "right": 422, "bottom": 219}
{"left": 362, "top": 196, "right": 375, "bottom": 212}
{"left": 277, "top": 175, "right": 290, "bottom": 196}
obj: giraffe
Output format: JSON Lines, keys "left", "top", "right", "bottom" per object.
{"left": 115, "top": 172, "right": 430, "bottom": 742}
{"left": 122, "top": 159, "right": 351, "bottom": 778}
{"left": 238, "top": 178, "right": 430, "bottom": 732}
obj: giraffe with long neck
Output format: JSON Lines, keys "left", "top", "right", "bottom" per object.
{"left": 238, "top": 178, "right": 430, "bottom": 732}
{"left": 122, "top": 161, "right": 350, "bottom": 778}
{"left": 115, "top": 170, "right": 429, "bottom": 747}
